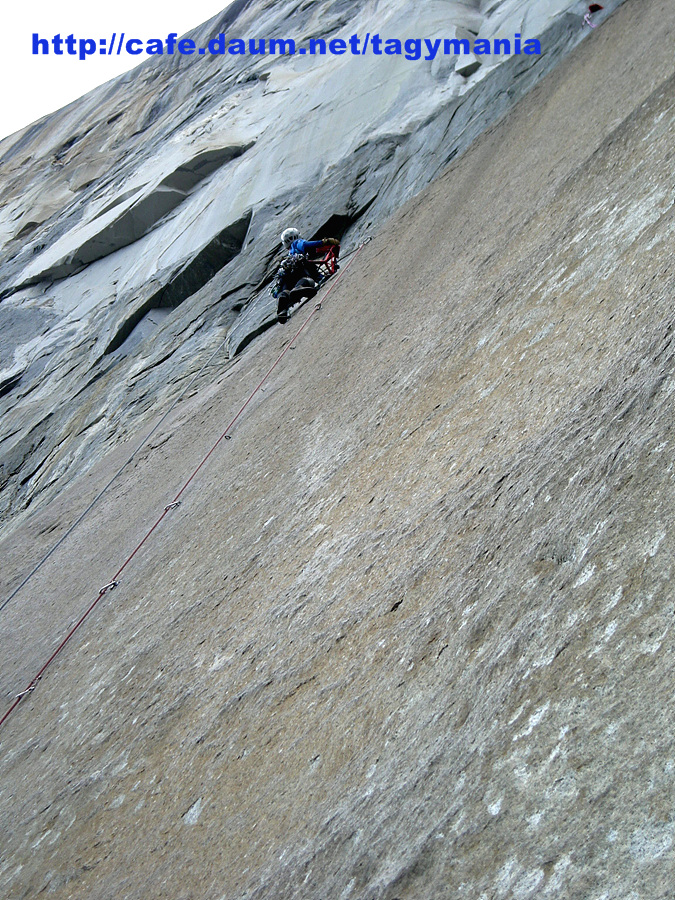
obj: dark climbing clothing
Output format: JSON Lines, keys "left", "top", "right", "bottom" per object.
{"left": 272, "top": 237, "right": 341, "bottom": 321}
{"left": 276, "top": 277, "right": 319, "bottom": 321}
{"left": 272, "top": 254, "right": 321, "bottom": 300}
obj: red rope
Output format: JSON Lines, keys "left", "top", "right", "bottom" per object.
{"left": 0, "top": 239, "right": 369, "bottom": 730}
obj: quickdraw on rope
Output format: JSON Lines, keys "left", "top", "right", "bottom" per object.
{"left": 0, "top": 237, "right": 371, "bottom": 730}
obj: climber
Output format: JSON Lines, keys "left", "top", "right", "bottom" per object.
{"left": 272, "top": 227, "right": 340, "bottom": 322}
{"left": 583, "top": 3, "right": 603, "bottom": 26}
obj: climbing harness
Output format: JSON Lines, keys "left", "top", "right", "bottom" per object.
{"left": 0, "top": 236, "right": 372, "bottom": 730}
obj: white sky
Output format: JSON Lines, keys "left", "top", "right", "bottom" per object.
{"left": 1, "top": 2, "right": 233, "bottom": 141}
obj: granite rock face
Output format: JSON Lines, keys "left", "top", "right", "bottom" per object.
{"left": 0, "top": 0, "right": 622, "bottom": 533}
{"left": 3, "top": 0, "right": 675, "bottom": 897}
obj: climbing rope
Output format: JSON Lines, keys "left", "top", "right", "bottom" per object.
{"left": 0, "top": 237, "right": 371, "bottom": 730}
{"left": 0, "top": 237, "right": 369, "bottom": 618}
{"left": 0, "top": 334, "right": 231, "bottom": 617}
